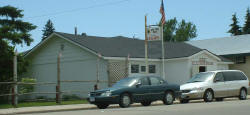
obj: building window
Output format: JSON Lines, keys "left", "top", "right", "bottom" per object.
{"left": 235, "top": 56, "right": 246, "bottom": 64}
{"left": 149, "top": 65, "right": 156, "bottom": 73}
{"left": 131, "top": 64, "right": 139, "bottom": 73}
{"left": 141, "top": 66, "right": 146, "bottom": 72}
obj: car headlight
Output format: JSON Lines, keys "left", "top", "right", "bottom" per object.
{"left": 101, "top": 91, "right": 112, "bottom": 97}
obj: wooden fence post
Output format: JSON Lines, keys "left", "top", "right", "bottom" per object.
{"left": 56, "top": 52, "right": 61, "bottom": 104}
{"left": 13, "top": 50, "right": 18, "bottom": 107}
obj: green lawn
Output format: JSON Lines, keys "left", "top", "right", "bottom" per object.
{"left": 0, "top": 100, "right": 88, "bottom": 109}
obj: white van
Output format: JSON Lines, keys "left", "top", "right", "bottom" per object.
{"left": 180, "top": 70, "right": 249, "bottom": 103}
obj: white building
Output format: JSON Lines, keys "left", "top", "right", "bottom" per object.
{"left": 22, "top": 32, "right": 232, "bottom": 99}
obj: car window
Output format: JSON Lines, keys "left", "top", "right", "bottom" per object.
{"left": 140, "top": 77, "right": 150, "bottom": 86}
{"left": 214, "top": 72, "right": 224, "bottom": 82}
{"left": 150, "top": 77, "right": 161, "bottom": 85}
{"left": 235, "top": 72, "right": 247, "bottom": 80}
{"left": 223, "top": 72, "right": 234, "bottom": 81}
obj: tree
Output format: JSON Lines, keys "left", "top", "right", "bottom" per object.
{"left": 42, "top": 19, "right": 55, "bottom": 41}
{"left": 243, "top": 7, "right": 250, "bottom": 34}
{"left": 162, "top": 18, "right": 197, "bottom": 42}
{"left": 0, "top": 5, "right": 36, "bottom": 103}
{"left": 228, "top": 13, "right": 242, "bottom": 36}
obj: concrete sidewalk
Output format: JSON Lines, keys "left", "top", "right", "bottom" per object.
{"left": 1, "top": 96, "right": 249, "bottom": 115}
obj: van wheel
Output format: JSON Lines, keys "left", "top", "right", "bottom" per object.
{"left": 204, "top": 89, "right": 214, "bottom": 102}
{"left": 239, "top": 88, "right": 247, "bottom": 100}
{"left": 163, "top": 91, "right": 174, "bottom": 105}
{"left": 119, "top": 93, "right": 131, "bottom": 108}
{"left": 180, "top": 99, "right": 189, "bottom": 104}
{"left": 215, "top": 98, "right": 223, "bottom": 101}
{"left": 96, "top": 103, "right": 109, "bottom": 109}
{"left": 141, "top": 101, "right": 152, "bottom": 106}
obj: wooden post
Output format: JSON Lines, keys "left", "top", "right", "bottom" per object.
{"left": 56, "top": 52, "right": 61, "bottom": 104}
{"left": 13, "top": 50, "right": 18, "bottom": 107}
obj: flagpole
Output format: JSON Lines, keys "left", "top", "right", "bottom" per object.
{"left": 145, "top": 15, "right": 149, "bottom": 74}
{"left": 161, "top": 25, "right": 165, "bottom": 79}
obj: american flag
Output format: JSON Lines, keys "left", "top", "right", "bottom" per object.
{"left": 160, "top": 0, "right": 165, "bottom": 26}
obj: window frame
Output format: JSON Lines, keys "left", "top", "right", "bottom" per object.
{"left": 149, "top": 65, "right": 156, "bottom": 73}
{"left": 131, "top": 64, "right": 139, "bottom": 73}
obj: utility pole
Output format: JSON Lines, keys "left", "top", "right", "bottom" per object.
{"left": 145, "top": 15, "right": 149, "bottom": 74}
{"left": 56, "top": 52, "right": 61, "bottom": 104}
{"left": 13, "top": 50, "right": 18, "bottom": 107}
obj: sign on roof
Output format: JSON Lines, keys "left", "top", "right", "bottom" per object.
{"left": 147, "top": 26, "right": 161, "bottom": 41}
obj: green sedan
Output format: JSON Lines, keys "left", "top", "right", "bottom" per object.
{"left": 87, "top": 75, "right": 181, "bottom": 109}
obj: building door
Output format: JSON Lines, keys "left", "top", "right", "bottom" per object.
{"left": 199, "top": 66, "right": 206, "bottom": 72}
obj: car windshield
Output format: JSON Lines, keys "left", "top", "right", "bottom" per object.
{"left": 187, "top": 72, "right": 214, "bottom": 83}
{"left": 112, "top": 77, "right": 138, "bottom": 87}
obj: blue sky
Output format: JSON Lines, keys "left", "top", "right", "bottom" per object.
{"left": 1, "top": 0, "right": 250, "bottom": 52}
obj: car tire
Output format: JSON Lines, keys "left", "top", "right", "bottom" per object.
{"left": 96, "top": 103, "right": 109, "bottom": 109}
{"left": 203, "top": 89, "right": 214, "bottom": 102}
{"left": 119, "top": 93, "right": 131, "bottom": 108}
{"left": 163, "top": 91, "right": 175, "bottom": 105}
{"left": 239, "top": 88, "right": 247, "bottom": 100}
{"left": 180, "top": 99, "right": 189, "bottom": 104}
{"left": 141, "top": 101, "right": 151, "bottom": 106}
{"left": 215, "top": 98, "right": 223, "bottom": 101}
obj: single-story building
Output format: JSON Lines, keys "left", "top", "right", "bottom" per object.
{"left": 22, "top": 32, "right": 232, "bottom": 98}
{"left": 187, "top": 34, "right": 250, "bottom": 80}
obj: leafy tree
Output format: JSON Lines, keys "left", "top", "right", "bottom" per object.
{"left": 162, "top": 18, "right": 197, "bottom": 42}
{"left": 228, "top": 13, "right": 242, "bottom": 36}
{"left": 42, "top": 19, "right": 55, "bottom": 41}
{"left": 243, "top": 7, "right": 250, "bottom": 34}
{"left": 0, "top": 5, "right": 36, "bottom": 103}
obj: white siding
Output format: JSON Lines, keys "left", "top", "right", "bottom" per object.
{"left": 23, "top": 36, "right": 108, "bottom": 99}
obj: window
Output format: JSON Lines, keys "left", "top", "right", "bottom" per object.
{"left": 223, "top": 71, "right": 247, "bottom": 81}
{"left": 150, "top": 77, "right": 161, "bottom": 85}
{"left": 141, "top": 66, "right": 146, "bottom": 72}
{"left": 235, "top": 56, "right": 246, "bottom": 64}
{"left": 131, "top": 65, "right": 139, "bottom": 73}
{"left": 149, "top": 65, "right": 156, "bottom": 73}
{"left": 199, "top": 66, "right": 206, "bottom": 73}
{"left": 140, "top": 78, "right": 150, "bottom": 85}
{"left": 214, "top": 72, "right": 224, "bottom": 82}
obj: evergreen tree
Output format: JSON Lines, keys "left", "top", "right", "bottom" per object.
{"left": 228, "top": 13, "right": 242, "bottom": 35}
{"left": 0, "top": 5, "right": 36, "bottom": 103}
{"left": 42, "top": 19, "right": 55, "bottom": 41}
{"left": 243, "top": 7, "right": 250, "bottom": 34}
{"left": 162, "top": 18, "right": 197, "bottom": 42}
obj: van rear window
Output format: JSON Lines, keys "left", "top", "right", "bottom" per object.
{"left": 223, "top": 71, "right": 247, "bottom": 81}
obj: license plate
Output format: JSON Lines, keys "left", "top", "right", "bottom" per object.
{"left": 89, "top": 97, "right": 95, "bottom": 102}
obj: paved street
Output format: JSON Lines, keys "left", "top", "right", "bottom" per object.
{"left": 24, "top": 99, "right": 250, "bottom": 115}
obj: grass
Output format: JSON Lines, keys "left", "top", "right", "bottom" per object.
{"left": 0, "top": 100, "right": 88, "bottom": 109}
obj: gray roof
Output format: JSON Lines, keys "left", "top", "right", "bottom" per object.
{"left": 55, "top": 32, "right": 203, "bottom": 59}
{"left": 187, "top": 34, "right": 250, "bottom": 56}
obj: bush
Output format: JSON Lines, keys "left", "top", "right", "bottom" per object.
{"left": 19, "top": 78, "right": 36, "bottom": 94}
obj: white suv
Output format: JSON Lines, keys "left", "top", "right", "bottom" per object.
{"left": 180, "top": 70, "right": 249, "bottom": 103}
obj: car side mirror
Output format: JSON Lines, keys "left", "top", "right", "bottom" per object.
{"left": 136, "top": 82, "right": 141, "bottom": 88}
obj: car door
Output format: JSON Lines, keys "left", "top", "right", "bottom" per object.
{"left": 133, "top": 77, "right": 151, "bottom": 102}
{"left": 148, "top": 77, "right": 165, "bottom": 100}
{"left": 213, "top": 72, "right": 227, "bottom": 97}
{"left": 223, "top": 72, "right": 239, "bottom": 96}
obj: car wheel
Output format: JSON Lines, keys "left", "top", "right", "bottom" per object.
{"left": 119, "top": 93, "right": 131, "bottom": 108}
{"left": 215, "top": 98, "right": 223, "bottom": 101}
{"left": 180, "top": 99, "right": 189, "bottom": 104}
{"left": 239, "top": 88, "right": 247, "bottom": 100}
{"left": 141, "top": 101, "right": 151, "bottom": 106}
{"left": 96, "top": 103, "right": 109, "bottom": 109}
{"left": 163, "top": 91, "right": 174, "bottom": 105}
{"left": 204, "top": 89, "right": 214, "bottom": 102}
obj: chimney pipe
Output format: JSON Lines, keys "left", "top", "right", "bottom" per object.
{"left": 74, "top": 27, "right": 77, "bottom": 35}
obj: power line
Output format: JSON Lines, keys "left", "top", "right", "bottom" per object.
{"left": 24, "top": 0, "right": 130, "bottom": 19}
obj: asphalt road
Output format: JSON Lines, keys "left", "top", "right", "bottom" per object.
{"left": 24, "top": 99, "right": 250, "bottom": 115}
